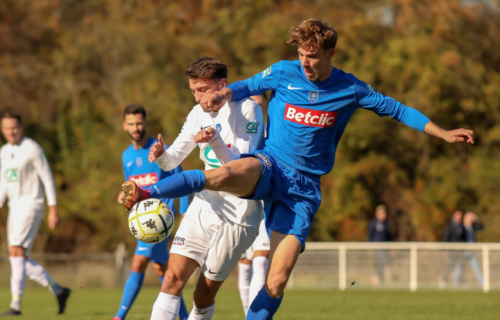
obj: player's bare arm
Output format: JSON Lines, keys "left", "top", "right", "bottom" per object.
{"left": 48, "top": 205, "right": 59, "bottom": 230}
{"left": 423, "top": 122, "right": 474, "bottom": 144}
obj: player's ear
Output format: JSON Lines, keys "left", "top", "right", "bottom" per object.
{"left": 122, "top": 121, "right": 127, "bottom": 131}
{"left": 219, "top": 78, "right": 228, "bottom": 90}
{"left": 328, "top": 49, "right": 336, "bottom": 60}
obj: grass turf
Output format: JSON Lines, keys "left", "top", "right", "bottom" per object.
{"left": 0, "top": 287, "right": 498, "bottom": 319}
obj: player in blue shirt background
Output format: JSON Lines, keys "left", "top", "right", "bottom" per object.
{"left": 122, "top": 19, "right": 474, "bottom": 320}
{"left": 114, "top": 104, "right": 189, "bottom": 320}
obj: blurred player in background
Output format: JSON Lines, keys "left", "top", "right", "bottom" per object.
{"left": 121, "top": 57, "right": 264, "bottom": 320}
{"left": 0, "top": 112, "right": 70, "bottom": 316}
{"left": 114, "top": 104, "right": 190, "bottom": 320}
{"left": 122, "top": 17, "right": 474, "bottom": 319}
{"left": 237, "top": 94, "right": 270, "bottom": 316}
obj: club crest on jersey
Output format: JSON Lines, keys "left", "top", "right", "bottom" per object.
{"left": 136, "top": 157, "right": 143, "bottom": 168}
{"left": 216, "top": 124, "right": 222, "bottom": 132}
{"left": 308, "top": 91, "right": 320, "bottom": 103}
{"left": 262, "top": 66, "right": 272, "bottom": 78}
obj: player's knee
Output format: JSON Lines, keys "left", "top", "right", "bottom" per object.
{"left": 193, "top": 287, "right": 215, "bottom": 308}
{"left": 131, "top": 257, "right": 149, "bottom": 273}
{"left": 266, "top": 273, "right": 288, "bottom": 298}
{"left": 162, "top": 269, "right": 185, "bottom": 292}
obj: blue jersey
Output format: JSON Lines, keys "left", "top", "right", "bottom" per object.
{"left": 122, "top": 137, "right": 189, "bottom": 215}
{"left": 228, "top": 60, "right": 430, "bottom": 175}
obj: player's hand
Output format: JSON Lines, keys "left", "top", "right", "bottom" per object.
{"left": 149, "top": 134, "right": 166, "bottom": 163}
{"left": 200, "top": 92, "right": 223, "bottom": 112}
{"left": 117, "top": 190, "right": 124, "bottom": 204}
{"left": 195, "top": 127, "right": 216, "bottom": 143}
{"left": 48, "top": 206, "right": 59, "bottom": 230}
{"left": 441, "top": 128, "right": 474, "bottom": 144}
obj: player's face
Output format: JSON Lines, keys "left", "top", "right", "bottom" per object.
{"left": 298, "top": 46, "right": 335, "bottom": 81}
{"left": 189, "top": 78, "right": 228, "bottom": 111}
{"left": 1, "top": 118, "right": 23, "bottom": 145}
{"left": 123, "top": 114, "right": 147, "bottom": 142}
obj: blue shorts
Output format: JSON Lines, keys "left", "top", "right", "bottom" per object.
{"left": 241, "top": 150, "right": 322, "bottom": 252}
{"left": 134, "top": 238, "right": 169, "bottom": 265}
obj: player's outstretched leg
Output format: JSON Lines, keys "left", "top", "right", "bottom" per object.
{"left": 25, "top": 259, "right": 70, "bottom": 314}
{"left": 246, "top": 232, "right": 301, "bottom": 320}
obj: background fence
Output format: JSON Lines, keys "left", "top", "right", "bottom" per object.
{"left": 292, "top": 242, "right": 500, "bottom": 292}
{"left": 1, "top": 242, "right": 499, "bottom": 292}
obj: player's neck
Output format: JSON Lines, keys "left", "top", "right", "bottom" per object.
{"left": 131, "top": 135, "right": 149, "bottom": 150}
{"left": 9, "top": 136, "right": 23, "bottom": 146}
{"left": 317, "top": 64, "right": 335, "bottom": 82}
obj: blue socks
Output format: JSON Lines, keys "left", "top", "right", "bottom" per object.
{"left": 149, "top": 170, "right": 205, "bottom": 199}
{"left": 246, "top": 287, "right": 283, "bottom": 320}
{"left": 115, "top": 271, "right": 145, "bottom": 319}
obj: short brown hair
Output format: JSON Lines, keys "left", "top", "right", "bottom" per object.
{"left": 185, "top": 57, "right": 228, "bottom": 81}
{"left": 123, "top": 104, "right": 146, "bottom": 119}
{"left": 1, "top": 112, "right": 22, "bottom": 125}
{"left": 287, "top": 18, "right": 338, "bottom": 50}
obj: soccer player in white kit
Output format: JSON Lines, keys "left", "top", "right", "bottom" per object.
{"left": 121, "top": 57, "right": 264, "bottom": 320}
{"left": 0, "top": 113, "right": 70, "bottom": 316}
{"left": 238, "top": 94, "right": 270, "bottom": 316}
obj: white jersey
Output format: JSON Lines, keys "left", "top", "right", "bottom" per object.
{"left": 156, "top": 98, "right": 264, "bottom": 227}
{"left": 0, "top": 137, "right": 57, "bottom": 209}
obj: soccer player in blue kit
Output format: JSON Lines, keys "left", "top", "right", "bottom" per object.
{"left": 114, "top": 104, "right": 190, "bottom": 320}
{"left": 124, "top": 18, "right": 474, "bottom": 320}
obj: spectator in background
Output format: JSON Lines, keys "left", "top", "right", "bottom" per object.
{"left": 368, "top": 204, "right": 393, "bottom": 286}
{"left": 462, "top": 212, "right": 484, "bottom": 286}
{"left": 440, "top": 210, "right": 466, "bottom": 288}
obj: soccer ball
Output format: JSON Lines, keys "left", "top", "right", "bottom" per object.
{"left": 128, "top": 199, "right": 174, "bottom": 244}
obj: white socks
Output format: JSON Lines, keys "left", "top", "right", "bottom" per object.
{"left": 238, "top": 263, "right": 252, "bottom": 315}
{"left": 26, "top": 259, "right": 63, "bottom": 296}
{"left": 151, "top": 292, "right": 180, "bottom": 320}
{"left": 249, "top": 256, "right": 268, "bottom": 306}
{"left": 188, "top": 302, "right": 215, "bottom": 320}
{"left": 9, "top": 256, "right": 27, "bottom": 311}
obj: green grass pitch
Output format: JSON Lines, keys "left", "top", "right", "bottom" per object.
{"left": 0, "top": 286, "right": 498, "bottom": 319}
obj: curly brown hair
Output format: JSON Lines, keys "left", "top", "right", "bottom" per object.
{"left": 185, "top": 57, "right": 228, "bottom": 81}
{"left": 287, "top": 18, "right": 338, "bottom": 50}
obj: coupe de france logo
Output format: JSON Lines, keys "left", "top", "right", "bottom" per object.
{"left": 309, "top": 90, "right": 319, "bottom": 103}
{"left": 216, "top": 124, "right": 222, "bottom": 132}
{"left": 136, "top": 157, "right": 143, "bottom": 168}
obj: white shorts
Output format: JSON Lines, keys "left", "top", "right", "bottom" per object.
{"left": 7, "top": 204, "right": 45, "bottom": 254}
{"left": 242, "top": 219, "right": 271, "bottom": 260}
{"left": 170, "top": 203, "right": 258, "bottom": 281}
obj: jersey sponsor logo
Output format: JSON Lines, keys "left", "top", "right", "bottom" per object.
{"left": 288, "top": 84, "right": 302, "bottom": 90}
{"left": 246, "top": 121, "right": 259, "bottom": 134}
{"left": 308, "top": 90, "right": 320, "bottom": 103}
{"left": 129, "top": 172, "right": 159, "bottom": 187}
{"left": 172, "top": 236, "right": 186, "bottom": 247}
{"left": 256, "top": 153, "right": 272, "bottom": 168}
{"left": 284, "top": 104, "right": 337, "bottom": 128}
{"left": 5, "top": 168, "right": 19, "bottom": 183}
{"left": 262, "top": 66, "right": 272, "bottom": 78}
{"left": 136, "top": 157, "right": 143, "bottom": 168}
{"left": 203, "top": 144, "right": 231, "bottom": 168}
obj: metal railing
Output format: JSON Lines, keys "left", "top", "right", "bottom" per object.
{"left": 290, "top": 242, "right": 500, "bottom": 292}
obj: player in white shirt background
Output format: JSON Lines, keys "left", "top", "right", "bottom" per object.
{"left": 0, "top": 113, "right": 70, "bottom": 316}
{"left": 237, "top": 94, "right": 270, "bottom": 316}
{"left": 120, "top": 57, "right": 264, "bottom": 320}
